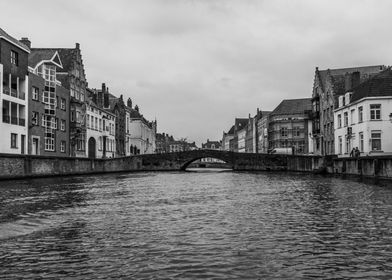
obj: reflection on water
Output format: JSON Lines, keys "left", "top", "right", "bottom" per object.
{"left": 0, "top": 172, "right": 391, "bottom": 279}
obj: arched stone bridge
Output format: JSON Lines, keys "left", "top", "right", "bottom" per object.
{"left": 126, "top": 149, "right": 325, "bottom": 172}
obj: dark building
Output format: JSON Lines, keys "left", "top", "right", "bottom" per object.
{"left": 268, "top": 98, "right": 312, "bottom": 154}
{"left": 30, "top": 43, "right": 88, "bottom": 157}
{"left": 28, "top": 48, "right": 70, "bottom": 156}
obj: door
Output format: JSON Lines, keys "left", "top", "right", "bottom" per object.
{"left": 88, "top": 137, "right": 96, "bottom": 158}
{"left": 21, "top": 135, "right": 25, "bottom": 154}
{"left": 32, "top": 138, "right": 39, "bottom": 155}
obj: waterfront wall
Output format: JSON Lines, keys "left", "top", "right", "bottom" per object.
{"left": 0, "top": 152, "right": 391, "bottom": 180}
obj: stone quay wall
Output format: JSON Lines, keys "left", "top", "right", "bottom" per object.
{"left": 0, "top": 152, "right": 391, "bottom": 180}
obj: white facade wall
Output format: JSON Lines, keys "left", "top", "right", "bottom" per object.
{"left": 334, "top": 95, "right": 392, "bottom": 157}
{"left": 86, "top": 105, "right": 116, "bottom": 158}
{"left": 238, "top": 129, "right": 246, "bottom": 153}
{"left": 128, "top": 119, "right": 156, "bottom": 154}
{"left": 222, "top": 134, "right": 233, "bottom": 151}
{"left": 0, "top": 64, "right": 28, "bottom": 154}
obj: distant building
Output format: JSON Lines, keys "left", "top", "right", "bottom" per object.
{"left": 201, "top": 139, "right": 223, "bottom": 162}
{"left": 268, "top": 98, "right": 313, "bottom": 154}
{"left": 221, "top": 125, "right": 234, "bottom": 151}
{"left": 28, "top": 48, "right": 70, "bottom": 156}
{"left": 156, "top": 133, "right": 174, "bottom": 153}
{"left": 85, "top": 87, "right": 116, "bottom": 158}
{"left": 256, "top": 111, "right": 271, "bottom": 153}
{"left": 334, "top": 69, "right": 392, "bottom": 156}
{"left": 311, "top": 65, "right": 386, "bottom": 155}
{"left": 233, "top": 118, "right": 248, "bottom": 152}
{"left": 0, "top": 29, "right": 30, "bottom": 154}
{"left": 126, "top": 100, "right": 156, "bottom": 155}
{"left": 169, "top": 139, "right": 197, "bottom": 152}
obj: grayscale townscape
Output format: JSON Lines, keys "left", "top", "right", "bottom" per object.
{"left": 1, "top": 1, "right": 392, "bottom": 279}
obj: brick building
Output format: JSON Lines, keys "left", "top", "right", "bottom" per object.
{"left": 28, "top": 48, "right": 70, "bottom": 156}
{"left": 268, "top": 98, "right": 312, "bottom": 154}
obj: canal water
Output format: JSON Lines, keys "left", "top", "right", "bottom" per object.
{"left": 0, "top": 171, "right": 391, "bottom": 279}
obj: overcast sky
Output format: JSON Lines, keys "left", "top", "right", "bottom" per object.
{"left": 3, "top": 0, "right": 392, "bottom": 145}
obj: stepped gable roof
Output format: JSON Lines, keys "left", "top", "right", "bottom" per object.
{"left": 351, "top": 68, "right": 392, "bottom": 103}
{"left": 29, "top": 49, "right": 62, "bottom": 69}
{"left": 271, "top": 98, "right": 312, "bottom": 116}
{"left": 0, "top": 28, "right": 30, "bottom": 53}
{"left": 316, "top": 65, "right": 385, "bottom": 94}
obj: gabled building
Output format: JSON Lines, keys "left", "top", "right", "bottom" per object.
{"left": 201, "top": 139, "right": 223, "bottom": 163}
{"left": 85, "top": 86, "right": 116, "bottom": 158}
{"left": 0, "top": 29, "right": 30, "bottom": 154}
{"left": 221, "top": 125, "right": 234, "bottom": 151}
{"left": 28, "top": 46, "right": 70, "bottom": 156}
{"left": 256, "top": 110, "right": 271, "bottom": 153}
{"left": 268, "top": 98, "right": 312, "bottom": 154}
{"left": 30, "top": 43, "right": 88, "bottom": 157}
{"left": 334, "top": 68, "right": 392, "bottom": 156}
{"left": 233, "top": 118, "right": 248, "bottom": 152}
{"left": 311, "top": 65, "right": 386, "bottom": 155}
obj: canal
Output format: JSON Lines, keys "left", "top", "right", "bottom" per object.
{"left": 0, "top": 171, "right": 391, "bottom": 279}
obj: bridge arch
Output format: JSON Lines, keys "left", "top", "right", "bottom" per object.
{"left": 179, "top": 150, "right": 235, "bottom": 170}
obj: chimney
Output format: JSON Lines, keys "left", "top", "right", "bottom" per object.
{"left": 75, "top": 43, "right": 80, "bottom": 49}
{"left": 92, "top": 92, "right": 97, "bottom": 104}
{"left": 351, "top": 71, "right": 360, "bottom": 89}
{"left": 344, "top": 72, "right": 352, "bottom": 92}
{"left": 127, "top": 98, "right": 132, "bottom": 108}
{"left": 135, "top": 105, "right": 139, "bottom": 112}
{"left": 20, "top": 37, "right": 31, "bottom": 49}
{"left": 103, "top": 86, "right": 109, "bottom": 108}
{"left": 97, "top": 86, "right": 103, "bottom": 108}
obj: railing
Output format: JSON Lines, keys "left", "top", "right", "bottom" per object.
{"left": 2, "top": 115, "right": 25, "bottom": 126}
{"left": 3, "top": 87, "right": 10, "bottom": 95}
{"left": 10, "top": 88, "right": 18, "bottom": 98}
{"left": 2, "top": 87, "right": 25, "bottom": 100}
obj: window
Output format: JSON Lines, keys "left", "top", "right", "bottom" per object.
{"left": 280, "top": 127, "right": 288, "bottom": 137}
{"left": 358, "top": 106, "right": 363, "bottom": 122}
{"left": 359, "top": 132, "right": 364, "bottom": 152}
{"left": 370, "top": 104, "right": 381, "bottom": 120}
{"left": 337, "top": 114, "right": 342, "bottom": 128}
{"left": 350, "top": 109, "right": 355, "bottom": 125}
{"left": 86, "top": 115, "right": 90, "bottom": 129}
{"left": 32, "top": 112, "right": 39, "bottom": 125}
{"left": 32, "top": 87, "right": 39, "bottom": 100}
{"left": 371, "top": 131, "right": 381, "bottom": 151}
{"left": 293, "top": 127, "right": 300, "bottom": 137}
{"left": 60, "top": 98, "right": 66, "bottom": 110}
{"left": 60, "top": 119, "right": 65, "bottom": 131}
{"left": 60, "top": 141, "right": 66, "bottom": 153}
{"left": 345, "top": 135, "right": 350, "bottom": 154}
{"left": 11, "top": 133, "right": 17, "bottom": 148}
{"left": 76, "top": 111, "right": 80, "bottom": 123}
{"left": 45, "top": 137, "right": 55, "bottom": 151}
{"left": 10, "top": 51, "right": 18, "bottom": 66}
{"left": 71, "top": 111, "right": 75, "bottom": 122}
{"left": 344, "top": 112, "right": 348, "bottom": 127}
{"left": 54, "top": 118, "right": 58, "bottom": 130}
{"left": 99, "top": 119, "right": 102, "bottom": 131}
{"left": 99, "top": 136, "right": 102, "bottom": 151}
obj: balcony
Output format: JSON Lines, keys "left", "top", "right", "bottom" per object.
{"left": 2, "top": 115, "right": 10, "bottom": 123}
{"left": 19, "top": 118, "right": 25, "bottom": 126}
{"left": 3, "top": 115, "right": 26, "bottom": 126}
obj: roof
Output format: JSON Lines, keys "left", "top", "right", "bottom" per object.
{"left": 30, "top": 47, "right": 77, "bottom": 72}
{"left": 315, "top": 65, "right": 386, "bottom": 95}
{"left": 235, "top": 118, "right": 248, "bottom": 131}
{"left": 351, "top": 68, "right": 392, "bottom": 102}
{"left": 0, "top": 28, "right": 30, "bottom": 53}
{"left": 227, "top": 125, "right": 235, "bottom": 135}
{"left": 270, "top": 98, "right": 312, "bottom": 116}
{"left": 28, "top": 49, "right": 63, "bottom": 69}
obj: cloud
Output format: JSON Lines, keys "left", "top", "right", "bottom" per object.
{"left": 3, "top": 0, "right": 392, "bottom": 144}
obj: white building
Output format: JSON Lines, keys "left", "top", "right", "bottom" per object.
{"left": 237, "top": 127, "right": 246, "bottom": 153}
{"left": 86, "top": 98, "right": 116, "bottom": 158}
{"left": 125, "top": 101, "right": 156, "bottom": 155}
{"left": 0, "top": 29, "right": 30, "bottom": 154}
{"left": 334, "top": 69, "right": 392, "bottom": 157}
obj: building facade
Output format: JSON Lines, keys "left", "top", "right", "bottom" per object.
{"left": 28, "top": 48, "right": 70, "bottom": 156}
{"left": 256, "top": 111, "right": 271, "bottom": 153}
{"left": 311, "top": 65, "right": 386, "bottom": 155}
{"left": 0, "top": 29, "right": 29, "bottom": 154}
{"left": 221, "top": 125, "right": 234, "bottom": 151}
{"left": 268, "top": 99, "right": 312, "bottom": 154}
{"left": 85, "top": 88, "right": 116, "bottom": 158}
{"left": 201, "top": 139, "right": 223, "bottom": 162}
{"left": 334, "top": 69, "right": 392, "bottom": 156}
